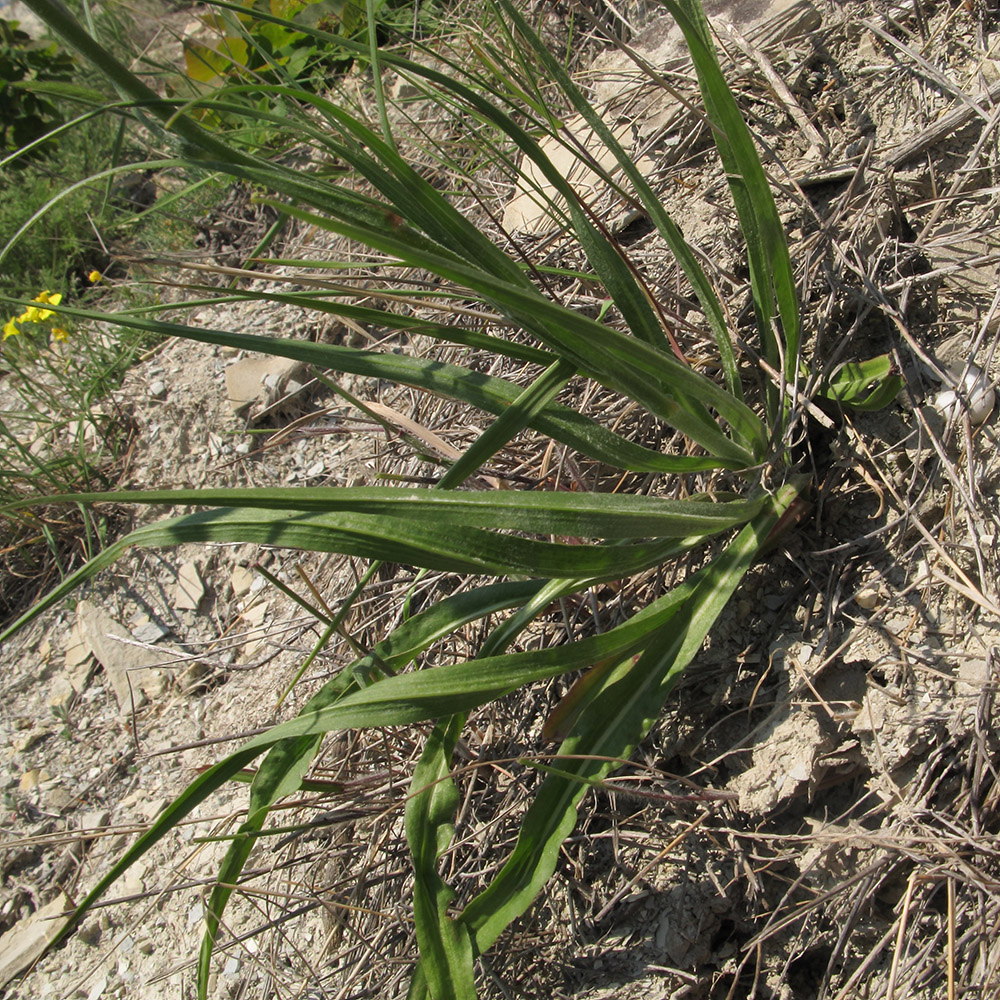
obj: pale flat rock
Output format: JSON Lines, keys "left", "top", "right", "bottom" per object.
{"left": 19, "top": 768, "right": 41, "bottom": 792}
{"left": 230, "top": 565, "right": 255, "bottom": 598}
{"left": 0, "top": 892, "right": 70, "bottom": 988}
{"left": 62, "top": 620, "right": 95, "bottom": 696}
{"left": 63, "top": 620, "right": 92, "bottom": 670}
{"left": 502, "top": 115, "right": 659, "bottom": 234}
{"left": 76, "top": 601, "right": 175, "bottom": 709}
{"left": 12, "top": 729, "right": 45, "bottom": 753}
{"left": 224, "top": 356, "right": 307, "bottom": 416}
{"left": 47, "top": 675, "right": 75, "bottom": 712}
{"left": 1, "top": 2, "right": 48, "bottom": 38}
{"left": 240, "top": 600, "right": 269, "bottom": 659}
{"left": 78, "top": 810, "right": 110, "bottom": 839}
{"left": 174, "top": 561, "right": 205, "bottom": 611}
{"left": 131, "top": 619, "right": 171, "bottom": 644}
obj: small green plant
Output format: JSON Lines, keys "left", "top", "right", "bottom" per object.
{"left": 182, "top": 0, "right": 425, "bottom": 108}
{"left": 0, "top": 16, "right": 74, "bottom": 162}
{"left": 3, "top": 0, "right": 901, "bottom": 996}
{"left": 0, "top": 281, "right": 137, "bottom": 622}
{"left": 184, "top": 0, "right": 356, "bottom": 92}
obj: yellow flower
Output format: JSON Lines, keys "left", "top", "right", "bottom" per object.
{"left": 3, "top": 318, "right": 20, "bottom": 340}
{"left": 18, "top": 291, "right": 63, "bottom": 324}
{"left": 34, "top": 290, "right": 61, "bottom": 321}
{"left": 51, "top": 327, "right": 69, "bottom": 342}
{"left": 88, "top": 270, "right": 102, "bottom": 284}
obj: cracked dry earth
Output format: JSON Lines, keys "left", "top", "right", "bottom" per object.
{"left": 4, "top": 0, "right": 1000, "bottom": 998}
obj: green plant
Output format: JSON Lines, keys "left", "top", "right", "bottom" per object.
{"left": 1, "top": 0, "right": 901, "bottom": 997}
{"left": 0, "top": 16, "right": 74, "bottom": 162}
{"left": 182, "top": 0, "right": 428, "bottom": 108}
{"left": 184, "top": 0, "right": 355, "bottom": 92}
{"left": 0, "top": 291, "right": 137, "bottom": 622}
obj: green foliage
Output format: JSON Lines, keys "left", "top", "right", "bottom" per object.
{"left": 819, "top": 354, "right": 903, "bottom": 410}
{"left": 183, "top": 0, "right": 420, "bottom": 97}
{"left": 0, "top": 8, "right": 185, "bottom": 619}
{"left": 3, "top": 0, "right": 904, "bottom": 996}
{"left": 184, "top": 0, "right": 351, "bottom": 92}
{"left": 0, "top": 17, "right": 74, "bottom": 162}
{"left": 0, "top": 311, "right": 138, "bottom": 623}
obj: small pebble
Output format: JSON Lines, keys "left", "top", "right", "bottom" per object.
{"left": 148, "top": 380, "right": 167, "bottom": 399}
{"left": 132, "top": 621, "right": 170, "bottom": 644}
{"left": 855, "top": 587, "right": 880, "bottom": 610}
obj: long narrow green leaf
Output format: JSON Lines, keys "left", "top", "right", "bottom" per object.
{"left": 404, "top": 573, "right": 606, "bottom": 999}
{"left": 407, "top": 718, "right": 476, "bottom": 1000}
{"left": 116, "top": 507, "right": 699, "bottom": 580}
{"left": 452, "top": 478, "right": 802, "bottom": 958}
{"left": 6, "top": 487, "right": 767, "bottom": 539}
{"left": 303, "top": 83, "right": 678, "bottom": 382}
{"left": 24, "top": 301, "right": 733, "bottom": 474}
{"left": 186, "top": 288, "right": 558, "bottom": 366}
{"left": 567, "top": 200, "right": 672, "bottom": 355}
{"left": 660, "top": 0, "right": 801, "bottom": 409}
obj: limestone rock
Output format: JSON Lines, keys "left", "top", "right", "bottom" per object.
{"left": 224, "top": 356, "right": 307, "bottom": 417}
{"left": 0, "top": 892, "right": 71, "bottom": 988}
{"left": 502, "top": 115, "right": 651, "bottom": 235}
{"left": 731, "top": 709, "right": 835, "bottom": 814}
{"left": 174, "top": 561, "right": 205, "bottom": 611}
{"left": 230, "top": 566, "right": 255, "bottom": 598}
{"left": 76, "top": 601, "right": 175, "bottom": 710}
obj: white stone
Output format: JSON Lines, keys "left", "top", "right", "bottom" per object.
{"left": 224, "top": 356, "right": 306, "bottom": 415}
{"left": 0, "top": 893, "right": 70, "bottom": 988}
{"left": 174, "top": 561, "right": 205, "bottom": 611}
{"left": 230, "top": 566, "right": 254, "bottom": 598}
{"left": 76, "top": 602, "right": 174, "bottom": 709}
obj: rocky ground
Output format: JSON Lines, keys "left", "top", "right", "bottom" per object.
{"left": 3, "top": 0, "right": 1000, "bottom": 997}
